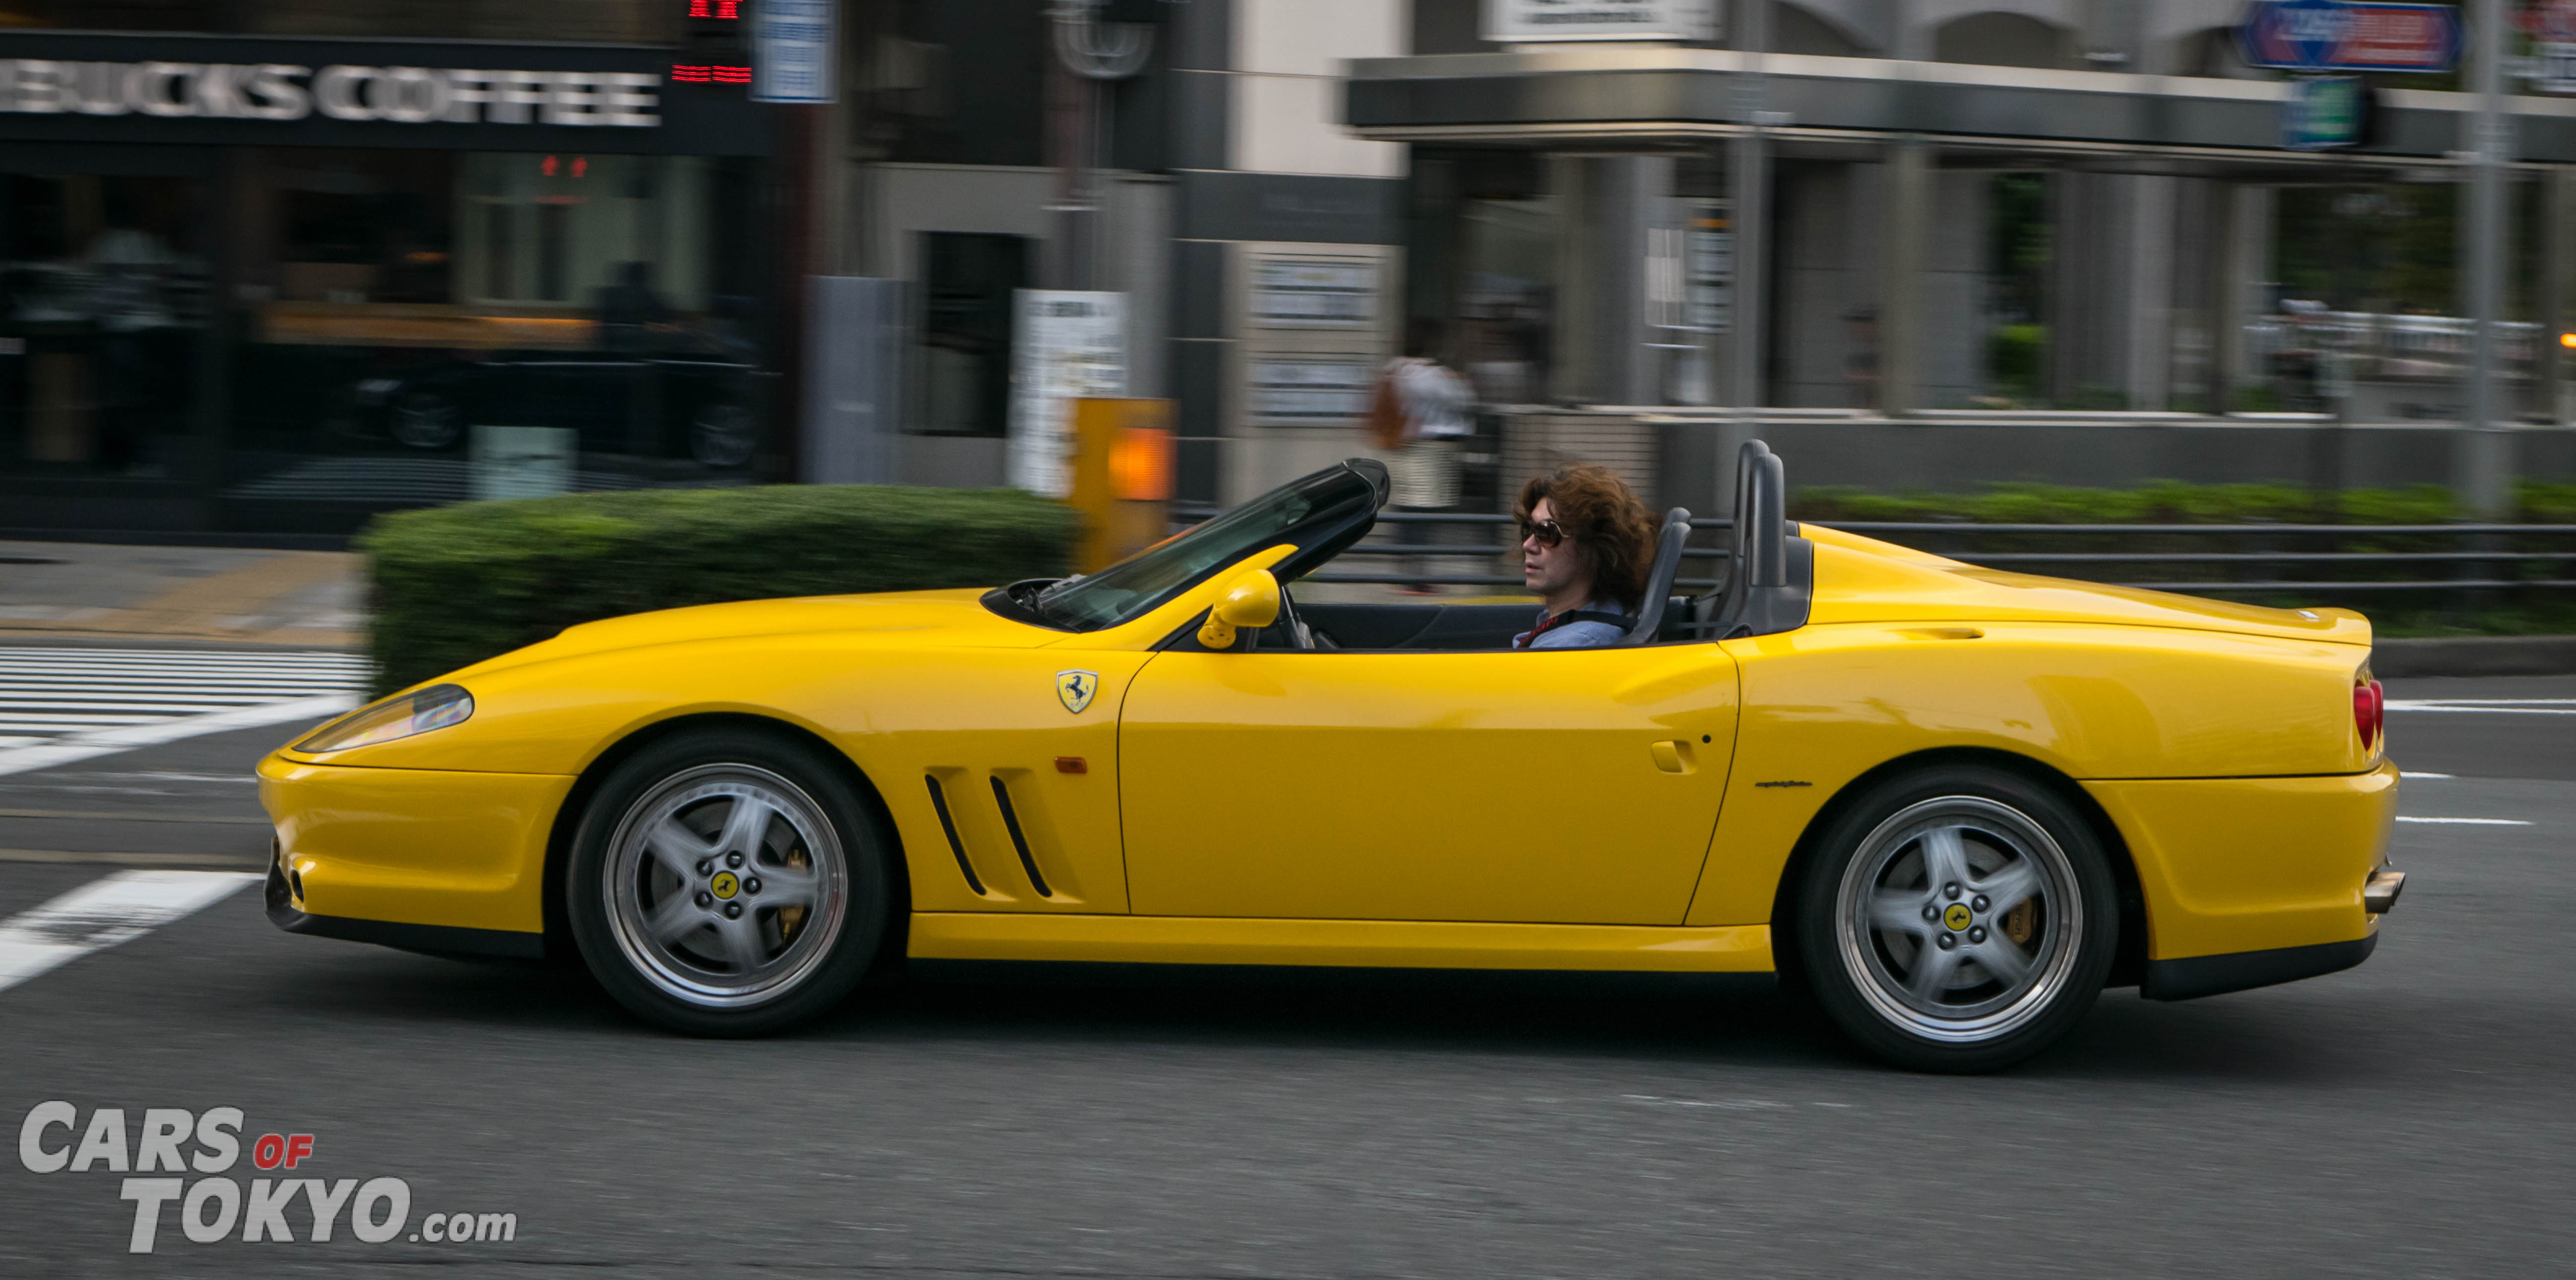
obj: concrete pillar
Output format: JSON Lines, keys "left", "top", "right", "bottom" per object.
{"left": 2124, "top": 173, "right": 2176, "bottom": 412}
{"left": 1920, "top": 166, "right": 1990, "bottom": 407}
{"left": 1549, "top": 155, "right": 1671, "bottom": 406}
{"left": 2050, "top": 169, "right": 2177, "bottom": 410}
{"left": 1879, "top": 139, "right": 1931, "bottom": 415}
{"left": 1728, "top": 0, "right": 1773, "bottom": 415}
{"left": 2214, "top": 183, "right": 2274, "bottom": 411}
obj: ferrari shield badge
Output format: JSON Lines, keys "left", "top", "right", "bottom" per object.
{"left": 1055, "top": 670, "right": 1100, "bottom": 715}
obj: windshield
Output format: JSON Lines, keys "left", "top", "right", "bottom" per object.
{"left": 1030, "top": 463, "right": 1380, "bottom": 631}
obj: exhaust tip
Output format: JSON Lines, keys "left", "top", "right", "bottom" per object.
{"left": 2365, "top": 867, "right": 2406, "bottom": 915}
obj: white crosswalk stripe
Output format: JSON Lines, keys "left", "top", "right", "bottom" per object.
{"left": 0, "top": 871, "right": 263, "bottom": 994}
{"left": 0, "top": 647, "right": 372, "bottom": 774}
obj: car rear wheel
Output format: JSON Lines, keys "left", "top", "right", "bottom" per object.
{"left": 1793, "top": 765, "right": 2117, "bottom": 1072}
{"left": 566, "top": 730, "right": 890, "bottom": 1036}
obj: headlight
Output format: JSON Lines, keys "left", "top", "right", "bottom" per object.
{"left": 295, "top": 684, "right": 474, "bottom": 753}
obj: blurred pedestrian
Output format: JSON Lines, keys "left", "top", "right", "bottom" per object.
{"left": 1370, "top": 322, "right": 1475, "bottom": 593}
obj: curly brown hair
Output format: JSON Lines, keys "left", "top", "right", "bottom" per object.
{"left": 1514, "top": 464, "right": 1658, "bottom": 612}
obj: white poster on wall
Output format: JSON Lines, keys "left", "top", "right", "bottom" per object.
{"left": 752, "top": 0, "right": 839, "bottom": 104}
{"left": 1010, "top": 290, "right": 1127, "bottom": 498}
{"left": 1482, "top": 0, "right": 1719, "bottom": 43}
{"left": 471, "top": 426, "right": 575, "bottom": 501}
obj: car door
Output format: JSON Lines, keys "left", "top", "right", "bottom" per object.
{"left": 1117, "top": 642, "right": 1740, "bottom": 924}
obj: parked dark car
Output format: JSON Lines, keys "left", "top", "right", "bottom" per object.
{"left": 352, "top": 348, "right": 761, "bottom": 469}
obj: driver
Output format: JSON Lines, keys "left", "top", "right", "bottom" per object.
{"left": 1510, "top": 465, "right": 1658, "bottom": 649}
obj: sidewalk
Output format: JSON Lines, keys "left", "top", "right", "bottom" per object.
{"left": 0, "top": 540, "right": 360, "bottom": 648}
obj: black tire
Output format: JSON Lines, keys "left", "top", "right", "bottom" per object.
{"left": 1792, "top": 764, "right": 2118, "bottom": 1072}
{"left": 565, "top": 728, "right": 892, "bottom": 1036}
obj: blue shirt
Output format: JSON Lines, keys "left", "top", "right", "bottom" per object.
{"left": 1513, "top": 600, "right": 1629, "bottom": 649}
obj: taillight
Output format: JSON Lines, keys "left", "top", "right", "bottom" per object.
{"left": 2354, "top": 679, "right": 2384, "bottom": 751}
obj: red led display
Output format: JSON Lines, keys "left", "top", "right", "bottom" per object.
{"left": 712, "top": 65, "right": 752, "bottom": 83}
{"left": 687, "top": 0, "right": 740, "bottom": 17}
{"left": 671, "top": 64, "right": 712, "bottom": 82}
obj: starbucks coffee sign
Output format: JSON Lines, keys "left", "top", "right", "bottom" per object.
{"left": 0, "top": 60, "right": 661, "bottom": 126}
{"left": 1482, "top": 0, "right": 1720, "bottom": 42}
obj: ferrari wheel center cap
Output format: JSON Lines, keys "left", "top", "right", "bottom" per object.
{"left": 710, "top": 870, "right": 741, "bottom": 901}
{"left": 1942, "top": 902, "right": 1974, "bottom": 931}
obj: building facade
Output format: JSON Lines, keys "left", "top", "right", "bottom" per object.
{"left": 8, "top": 0, "right": 2576, "bottom": 534}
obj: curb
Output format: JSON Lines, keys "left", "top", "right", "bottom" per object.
{"left": 2374, "top": 635, "right": 2576, "bottom": 678}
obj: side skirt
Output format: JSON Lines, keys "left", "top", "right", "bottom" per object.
{"left": 909, "top": 912, "right": 1773, "bottom": 973}
{"left": 2142, "top": 933, "right": 2378, "bottom": 1001}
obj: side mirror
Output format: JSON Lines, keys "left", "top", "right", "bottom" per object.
{"left": 1197, "top": 569, "right": 1282, "bottom": 650}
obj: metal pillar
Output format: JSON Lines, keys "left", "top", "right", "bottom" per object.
{"left": 1879, "top": 137, "right": 1930, "bottom": 416}
{"left": 2545, "top": 169, "right": 2575, "bottom": 425}
{"left": 2460, "top": 0, "right": 2515, "bottom": 517}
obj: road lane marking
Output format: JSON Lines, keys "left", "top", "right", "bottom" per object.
{"left": 0, "top": 850, "right": 267, "bottom": 867}
{"left": 2394, "top": 816, "right": 2533, "bottom": 826}
{"left": 0, "top": 809, "right": 272, "bottom": 825}
{"left": 2386, "top": 699, "right": 2576, "bottom": 715}
{"left": 0, "top": 693, "right": 358, "bottom": 779}
{"left": 2400, "top": 772, "right": 2453, "bottom": 779}
{"left": 0, "top": 870, "right": 260, "bottom": 994}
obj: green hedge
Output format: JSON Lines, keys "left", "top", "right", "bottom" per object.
{"left": 361, "top": 486, "right": 1080, "bottom": 694}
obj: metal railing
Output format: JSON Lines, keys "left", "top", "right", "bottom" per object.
{"left": 1184, "top": 509, "right": 2576, "bottom": 602}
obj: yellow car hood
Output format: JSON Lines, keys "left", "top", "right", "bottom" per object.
{"left": 452, "top": 588, "right": 1059, "bottom": 681}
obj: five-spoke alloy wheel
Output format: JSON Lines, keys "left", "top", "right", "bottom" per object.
{"left": 1796, "top": 765, "right": 2118, "bottom": 1072}
{"left": 568, "top": 730, "right": 891, "bottom": 1035}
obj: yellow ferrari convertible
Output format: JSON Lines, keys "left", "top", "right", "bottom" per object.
{"left": 261, "top": 443, "right": 2402, "bottom": 1070}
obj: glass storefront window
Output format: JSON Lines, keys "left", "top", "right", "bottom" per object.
{"left": 0, "top": 171, "right": 209, "bottom": 477}
{"left": 226, "top": 147, "right": 769, "bottom": 515}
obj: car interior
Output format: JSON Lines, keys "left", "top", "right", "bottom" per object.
{"left": 1236, "top": 441, "right": 1816, "bottom": 653}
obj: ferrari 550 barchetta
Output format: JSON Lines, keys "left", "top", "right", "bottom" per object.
{"left": 262, "top": 443, "right": 2402, "bottom": 1070}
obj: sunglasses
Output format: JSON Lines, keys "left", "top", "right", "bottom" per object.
{"left": 1517, "top": 518, "right": 1566, "bottom": 548}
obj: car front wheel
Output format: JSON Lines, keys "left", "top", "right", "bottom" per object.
{"left": 1793, "top": 765, "right": 2118, "bottom": 1072}
{"left": 566, "top": 730, "right": 890, "bottom": 1036}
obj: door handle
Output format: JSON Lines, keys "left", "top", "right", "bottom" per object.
{"left": 1649, "top": 740, "right": 1695, "bottom": 774}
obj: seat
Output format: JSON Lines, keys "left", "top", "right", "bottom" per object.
{"left": 1623, "top": 506, "right": 1692, "bottom": 645}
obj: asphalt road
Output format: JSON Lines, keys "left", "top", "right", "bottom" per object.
{"left": 0, "top": 652, "right": 2569, "bottom": 1278}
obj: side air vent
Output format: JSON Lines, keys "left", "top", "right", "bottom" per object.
{"left": 987, "top": 777, "right": 1054, "bottom": 898}
{"left": 923, "top": 776, "right": 987, "bottom": 896}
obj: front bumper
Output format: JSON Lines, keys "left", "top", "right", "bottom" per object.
{"left": 259, "top": 751, "right": 572, "bottom": 941}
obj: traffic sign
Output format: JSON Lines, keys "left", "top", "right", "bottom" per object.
{"left": 2237, "top": 0, "right": 2462, "bottom": 73}
{"left": 2284, "top": 76, "right": 2379, "bottom": 150}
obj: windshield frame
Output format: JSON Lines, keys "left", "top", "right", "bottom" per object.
{"left": 982, "top": 459, "right": 1388, "bottom": 633}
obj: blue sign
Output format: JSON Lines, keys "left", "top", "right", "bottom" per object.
{"left": 2238, "top": 0, "right": 2462, "bottom": 73}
